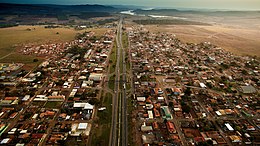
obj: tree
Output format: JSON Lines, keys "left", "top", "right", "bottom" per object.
{"left": 242, "top": 69, "right": 247, "bottom": 75}
{"left": 184, "top": 87, "right": 192, "bottom": 96}
{"left": 169, "top": 102, "right": 174, "bottom": 108}
{"left": 181, "top": 101, "right": 191, "bottom": 113}
{"left": 89, "top": 98, "right": 100, "bottom": 106}
{"left": 33, "top": 58, "right": 38, "bottom": 62}
{"left": 182, "top": 104, "right": 191, "bottom": 113}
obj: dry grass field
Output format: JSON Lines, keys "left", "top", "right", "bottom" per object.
{"left": 0, "top": 25, "right": 109, "bottom": 70}
{"left": 0, "top": 25, "right": 109, "bottom": 58}
{"left": 144, "top": 24, "right": 260, "bottom": 56}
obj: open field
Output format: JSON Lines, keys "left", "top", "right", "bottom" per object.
{"left": 124, "top": 10, "right": 260, "bottom": 57}
{"left": 144, "top": 24, "right": 260, "bottom": 56}
{"left": 0, "top": 25, "right": 109, "bottom": 70}
{"left": 0, "top": 52, "right": 43, "bottom": 70}
{"left": 0, "top": 25, "right": 109, "bottom": 58}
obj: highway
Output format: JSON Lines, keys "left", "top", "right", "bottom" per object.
{"left": 109, "top": 17, "right": 122, "bottom": 146}
{"left": 120, "top": 16, "right": 128, "bottom": 146}
{"left": 109, "top": 16, "right": 128, "bottom": 146}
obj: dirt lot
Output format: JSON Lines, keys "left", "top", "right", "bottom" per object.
{"left": 144, "top": 24, "right": 260, "bottom": 56}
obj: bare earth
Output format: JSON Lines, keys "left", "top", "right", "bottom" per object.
{"left": 144, "top": 24, "right": 260, "bottom": 56}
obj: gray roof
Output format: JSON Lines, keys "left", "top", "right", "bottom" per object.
{"left": 241, "top": 85, "right": 257, "bottom": 94}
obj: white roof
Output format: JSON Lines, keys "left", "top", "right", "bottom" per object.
{"left": 20, "top": 130, "right": 27, "bottom": 134}
{"left": 225, "top": 123, "right": 234, "bottom": 131}
{"left": 174, "top": 108, "right": 181, "bottom": 111}
{"left": 73, "top": 103, "right": 94, "bottom": 110}
{"left": 1, "top": 138, "right": 10, "bottom": 144}
{"left": 73, "top": 103, "right": 86, "bottom": 108}
{"left": 158, "top": 97, "right": 164, "bottom": 100}
{"left": 199, "top": 83, "right": 207, "bottom": 88}
{"left": 36, "top": 95, "right": 46, "bottom": 98}
{"left": 137, "top": 97, "right": 146, "bottom": 102}
{"left": 84, "top": 103, "right": 94, "bottom": 110}
{"left": 216, "top": 111, "right": 222, "bottom": 116}
{"left": 78, "top": 123, "right": 88, "bottom": 130}
{"left": 22, "top": 95, "right": 30, "bottom": 101}
{"left": 148, "top": 110, "right": 153, "bottom": 119}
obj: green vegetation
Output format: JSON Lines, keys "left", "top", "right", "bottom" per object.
{"left": 108, "top": 75, "right": 115, "bottom": 90}
{"left": 127, "top": 95, "right": 137, "bottom": 146}
{"left": 91, "top": 93, "right": 112, "bottom": 146}
{"left": 97, "top": 18, "right": 118, "bottom": 25}
{"left": 78, "top": 12, "right": 111, "bottom": 20}
{"left": 65, "top": 137, "right": 86, "bottom": 146}
{"left": 108, "top": 41, "right": 117, "bottom": 90}
{"left": 57, "top": 14, "right": 68, "bottom": 20}
{"left": 0, "top": 24, "right": 18, "bottom": 28}
{"left": 44, "top": 101, "right": 63, "bottom": 109}
{"left": 32, "top": 101, "right": 46, "bottom": 107}
{"left": 122, "top": 32, "right": 128, "bottom": 49}
{"left": 109, "top": 42, "right": 117, "bottom": 74}
{"left": 66, "top": 45, "right": 88, "bottom": 59}
{"left": 0, "top": 53, "right": 43, "bottom": 70}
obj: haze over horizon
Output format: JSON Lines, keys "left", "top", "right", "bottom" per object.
{"left": 1, "top": 0, "right": 260, "bottom": 10}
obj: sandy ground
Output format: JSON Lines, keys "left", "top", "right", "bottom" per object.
{"left": 143, "top": 24, "right": 260, "bottom": 56}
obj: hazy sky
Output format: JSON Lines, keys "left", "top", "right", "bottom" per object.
{"left": 1, "top": 0, "right": 260, "bottom": 10}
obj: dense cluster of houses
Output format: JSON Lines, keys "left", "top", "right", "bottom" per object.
{"left": 128, "top": 26, "right": 259, "bottom": 145}
{"left": 0, "top": 29, "right": 114, "bottom": 145}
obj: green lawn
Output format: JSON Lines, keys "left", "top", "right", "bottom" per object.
{"left": 0, "top": 53, "right": 43, "bottom": 70}
{"left": 91, "top": 93, "right": 112, "bottom": 146}
{"left": 109, "top": 42, "right": 117, "bottom": 74}
{"left": 44, "top": 101, "right": 63, "bottom": 109}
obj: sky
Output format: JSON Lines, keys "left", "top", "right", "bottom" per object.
{"left": 1, "top": 0, "right": 260, "bottom": 10}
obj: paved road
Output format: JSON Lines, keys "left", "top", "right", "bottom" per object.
{"left": 120, "top": 17, "right": 128, "bottom": 146}
{"left": 109, "top": 17, "right": 122, "bottom": 146}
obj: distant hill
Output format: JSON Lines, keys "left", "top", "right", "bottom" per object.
{"left": 0, "top": 3, "right": 119, "bottom": 15}
{"left": 0, "top": 3, "right": 122, "bottom": 25}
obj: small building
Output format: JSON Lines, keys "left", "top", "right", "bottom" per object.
{"left": 225, "top": 123, "right": 234, "bottom": 131}
{"left": 166, "top": 121, "right": 176, "bottom": 134}
{"left": 70, "top": 123, "right": 91, "bottom": 136}
{"left": 34, "top": 95, "right": 48, "bottom": 101}
{"left": 240, "top": 85, "right": 256, "bottom": 94}
{"left": 141, "top": 125, "right": 153, "bottom": 132}
{"left": 73, "top": 102, "right": 94, "bottom": 110}
{"left": 88, "top": 73, "right": 103, "bottom": 81}
{"left": 148, "top": 110, "right": 153, "bottom": 119}
{"left": 229, "top": 135, "right": 242, "bottom": 143}
{"left": 199, "top": 83, "right": 207, "bottom": 88}
{"left": 137, "top": 97, "right": 146, "bottom": 102}
{"left": 48, "top": 95, "right": 65, "bottom": 101}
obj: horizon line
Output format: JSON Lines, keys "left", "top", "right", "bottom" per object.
{"left": 1, "top": 2, "right": 260, "bottom": 11}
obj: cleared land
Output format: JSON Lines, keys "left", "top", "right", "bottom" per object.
{"left": 145, "top": 24, "right": 260, "bottom": 56}
{"left": 0, "top": 25, "right": 108, "bottom": 57}
{"left": 0, "top": 25, "right": 109, "bottom": 69}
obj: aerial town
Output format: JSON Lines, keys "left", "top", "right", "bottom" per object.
{"left": 0, "top": 21, "right": 259, "bottom": 146}
{"left": 128, "top": 26, "right": 259, "bottom": 146}
{"left": 0, "top": 28, "right": 115, "bottom": 145}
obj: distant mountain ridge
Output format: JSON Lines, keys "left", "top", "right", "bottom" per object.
{"left": 0, "top": 3, "right": 120, "bottom": 15}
